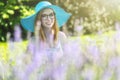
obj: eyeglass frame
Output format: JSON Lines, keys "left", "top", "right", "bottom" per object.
{"left": 41, "top": 12, "right": 55, "bottom": 20}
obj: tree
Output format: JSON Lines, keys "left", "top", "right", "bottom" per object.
{"left": 0, "top": 0, "right": 34, "bottom": 41}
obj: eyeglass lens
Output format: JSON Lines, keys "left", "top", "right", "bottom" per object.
{"left": 41, "top": 13, "right": 54, "bottom": 19}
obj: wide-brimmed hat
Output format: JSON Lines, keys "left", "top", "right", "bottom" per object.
{"left": 20, "top": 1, "right": 71, "bottom": 32}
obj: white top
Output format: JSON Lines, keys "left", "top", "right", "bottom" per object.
{"left": 27, "top": 31, "right": 66, "bottom": 63}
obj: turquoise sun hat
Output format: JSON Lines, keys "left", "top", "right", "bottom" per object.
{"left": 20, "top": 1, "right": 71, "bottom": 32}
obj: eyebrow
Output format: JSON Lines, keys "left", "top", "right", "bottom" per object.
{"left": 41, "top": 12, "right": 54, "bottom": 15}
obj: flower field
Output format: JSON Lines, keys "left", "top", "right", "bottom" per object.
{"left": 0, "top": 30, "right": 120, "bottom": 80}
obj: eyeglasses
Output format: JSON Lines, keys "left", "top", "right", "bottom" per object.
{"left": 41, "top": 13, "right": 55, "bottom": 20}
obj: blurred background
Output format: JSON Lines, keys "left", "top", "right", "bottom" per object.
{"left": 1, "top": 0, "right": 120, "bottom": 42}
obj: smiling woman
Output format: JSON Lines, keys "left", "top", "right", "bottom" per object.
{"left": 20, "top": 1, "right": 71, "bottom": 80}
{"left": 40, "top": 9, "right": 55, "bottom": 31}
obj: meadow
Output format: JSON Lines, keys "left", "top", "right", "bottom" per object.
{"left": 0, "top": 29, "right": 120, "bottom": 80}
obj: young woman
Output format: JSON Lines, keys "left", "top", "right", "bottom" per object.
{"left": 20, "top": 1, "right": 71, "bottom": 80}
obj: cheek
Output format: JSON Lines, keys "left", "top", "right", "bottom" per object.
{"left": 41, "top": 20, "right": 45, "bottom": 25}
{"left": 41, "top": 19, "right": 44, "bottom": 24}
{"left": 51, "top": 19, "right": 55, "bottom": 24}
{"left": 41, "top": 19, "right": 55, "bottom": 27}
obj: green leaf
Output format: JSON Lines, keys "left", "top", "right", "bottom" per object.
{"left": 7, "top": 10, "right": 14, "bottom": 15}
{"left": 14, "top": 6, "right": 19, "bottom": 10}
{"left": 5, "top": 23, "right": 8, "bottom": 27}
{"left": 2, "top": 13, "right": 9, "bottom": 19}
{"left": 8, "top": 0, "right": 17, "bottom": 4}
{"left": 0, "top": 2, "right": 4, "bottom": 6}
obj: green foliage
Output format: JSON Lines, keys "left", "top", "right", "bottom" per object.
{"left": 0, "top": 0, "right": 34, "bottom": 42}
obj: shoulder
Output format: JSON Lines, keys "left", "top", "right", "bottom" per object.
{"left": 58, "top": 31, "right": 67, "bottom": 46}
{"left": 58, "top": 31, "right": 67, "bottom": 39}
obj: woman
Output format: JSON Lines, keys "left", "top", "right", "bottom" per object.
{"left": 20, "top": 1, "right": 71, "bottom": 55}
{"left": 20, "top": 1, "right": 71, "bottom": 80}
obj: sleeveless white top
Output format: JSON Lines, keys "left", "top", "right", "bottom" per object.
{"left": 27, "top": 32, "right": 64, "bottom": 63}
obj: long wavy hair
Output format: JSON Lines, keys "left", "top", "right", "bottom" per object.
{"left": 34, "top": 8, "right": 59, "bottom": 43}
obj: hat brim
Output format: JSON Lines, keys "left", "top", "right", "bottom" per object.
{"left": 20, "top": 5, "right": 71, "bottom": 32}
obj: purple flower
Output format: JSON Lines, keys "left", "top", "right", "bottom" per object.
{"left": 82, "top": 68, "right": 95, "bottom": 80}
{"left": 108, "top": 56, "right": 120, "bottom": 69}
{"left": 101, "top": 69, "right": 113, "bottom": 80}
{"left": 14, "top": 25, "right": 22, "bottom": 42}
{"left": 87, "top": 43, "right": 100, "bottom": 63}
{"left": 115, "top": 21, "right": 120, "bottom": 31}
{"left": 53, "top": 65, "right": 67, "bottom": 80}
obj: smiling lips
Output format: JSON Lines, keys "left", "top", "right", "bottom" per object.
{"left": 45, "top": 22, "right": 52, "bottom": 25}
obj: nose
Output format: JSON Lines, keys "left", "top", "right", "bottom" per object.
{"left": 46, "top": 16, "right": 51, "bottom": 21}
{"left": 45, "top": 17, "right": 52, "bottom": 23}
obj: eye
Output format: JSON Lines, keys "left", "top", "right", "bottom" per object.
{"left": 41, "top": 14, "right": 47, "bottom": 17}
{"left": 41, "top": 13, "right": 55, "bottom": 19}
{"left": 49, "top": 13, "right": 54, "bottom": 17}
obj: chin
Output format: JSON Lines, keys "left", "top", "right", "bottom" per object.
{"left": 45, "top": 25, "right": 53, "bottom": 28}
{"left": 44, "top": 26, "right": 52, "bottom": 29}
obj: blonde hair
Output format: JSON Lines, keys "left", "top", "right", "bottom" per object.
{"left": 34, "top": 9, "right": 59, "bottom": 43}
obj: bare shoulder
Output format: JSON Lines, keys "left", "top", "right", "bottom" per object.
{"left": 58, "top": 31, "right": 67, "bottom": 46}
{"left": 58, "top": 31, "right": 67, "bottom": 39}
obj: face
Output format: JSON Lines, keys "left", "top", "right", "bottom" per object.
{"left": 40, "top": 8, "right": 55, "bottom": 29}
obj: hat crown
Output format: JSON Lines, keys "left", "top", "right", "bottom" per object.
{"left": 35, "top": 1, "right": 52, "bottom": 12}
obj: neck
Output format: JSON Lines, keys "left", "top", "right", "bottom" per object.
{"left": 43, "top": 27, "right": 55, "bottom": 47}
{"left": 43, "top": 27, "right": 52, "bottom": 37}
